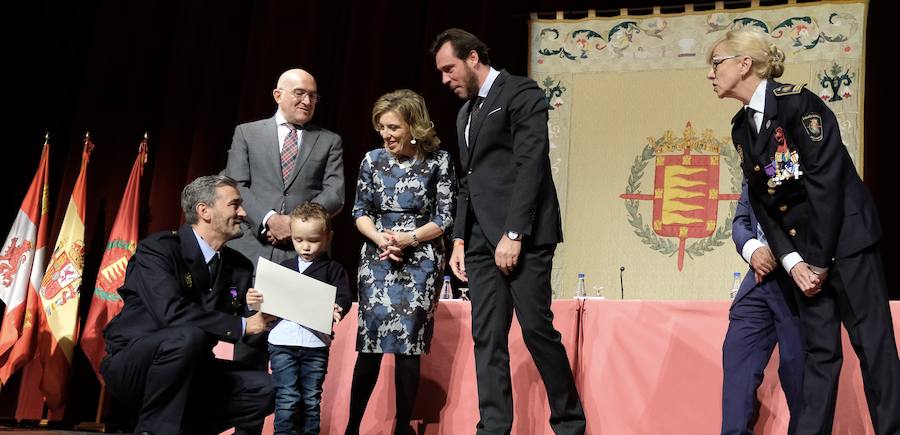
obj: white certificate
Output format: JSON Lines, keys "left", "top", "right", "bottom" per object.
{"left": 254, "top": 257, "right": 337, "bottom": 334}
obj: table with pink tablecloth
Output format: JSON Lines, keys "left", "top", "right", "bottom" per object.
{"left": 220, "top": 299, "right": 580, "bottom": 434}
{"left": 220, "top": 300, "right": 899, "bottom": 434}
{"left": 576, "top": 299, "right": 900, "bottom": 435}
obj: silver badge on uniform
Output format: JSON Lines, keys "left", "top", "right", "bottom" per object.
{"left": 802, "top": 113, "right": 824, "bottom": 142}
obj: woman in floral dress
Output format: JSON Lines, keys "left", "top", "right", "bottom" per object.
{"left": 345, "top": 89, "right": 457, "bottom": 435}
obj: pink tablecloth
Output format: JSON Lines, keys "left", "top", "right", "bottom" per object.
{"left": 321, "top": 299, "right": 581, "bottom": 434}
{"left": 219, "top": 299, "right": 581, "bottom": 434}
{"left": 217, "top": 300, "right": 900, "bottom": 435}
{"left": 576, "top": 299, "right": 900, "bottom": 435}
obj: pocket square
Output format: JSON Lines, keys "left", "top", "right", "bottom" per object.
{"left": 487, "top": 107, "right": 501, "bottom": 116}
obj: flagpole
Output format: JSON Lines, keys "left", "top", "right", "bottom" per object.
{"left": 74, "top": 386, "right": 108, "bottom": 431}
{"left": 76, "top": 132, "right": 147, "bottom": 433}
{"left": 94, "top": 387, "right": 105, "bottom": 422}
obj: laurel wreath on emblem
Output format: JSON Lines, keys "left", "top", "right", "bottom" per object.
{"left": 623, "top": 136, "right": 742, "bottom": 259}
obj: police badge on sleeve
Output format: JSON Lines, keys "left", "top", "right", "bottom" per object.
{"left": 802, "top": 113, "right": 824, "bottom": 142}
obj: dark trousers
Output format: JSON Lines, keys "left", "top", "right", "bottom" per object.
{"left": 100, "top": 326, "right": 274, "bottom": 435}
{"left": 233, "top": 333, "right": 270, "bottom": 435}
{"left": 794, "top": 245, "right": 900, "bottom": 435}
{"left": 465, "top": 221, "right": 585, "bottom": 435}
{"left": 721, "top": 272, "right": 805, "bottom": 435}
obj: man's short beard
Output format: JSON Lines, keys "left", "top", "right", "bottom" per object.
{"left": 464, "top": 69, "right": 480, "bottom": 99}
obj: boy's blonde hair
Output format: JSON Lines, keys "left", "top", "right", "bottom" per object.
{"left": 289, "top": 202, "right": 331, "bottom": 232}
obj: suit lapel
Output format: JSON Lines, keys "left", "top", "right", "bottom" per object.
{"left": 286, "top": 126, "right": 319, "bottom": 189}
{"left": 456, "top": 102, "right": 470, "bottom": 166}
{"left": 754, "top": 81, "right": 781, "bottom": 161}
{"left": 210, "top": 249, "right": 242, "bottom": 312}
{"left": 212, "top": 249, "right": 233, "bottom": 294}
{"left": 302, "top": 254, "right": 330, "bottom": 277}
{"left": 260, "top": 117, "right": 283, "bottom": 186}
{"left": 179, "top": 225, "right": 212, "bottom": 299}
{"left": 466, "top": 70, "right": 508, "bottom": 169}
{"left": 731, "top": 109, "right": 756, "bottom": 181}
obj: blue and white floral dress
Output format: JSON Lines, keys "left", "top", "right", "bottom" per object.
{"left": 352, "top": 148, "right": 457, "bottom": 355}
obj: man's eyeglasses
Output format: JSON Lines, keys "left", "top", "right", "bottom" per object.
{"left": 282, "top": 88, "right": 322, "bottom": 103}
{"left": 710, "top": 55, "right": 740, "bottom": 73}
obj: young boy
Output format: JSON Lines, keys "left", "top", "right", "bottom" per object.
{"left": 251, "top": 202, "right": 352, "bottom": 434}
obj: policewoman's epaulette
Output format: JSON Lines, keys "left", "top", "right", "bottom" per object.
{"left": 772, "top": 83, "right": 806, "bottom": 97}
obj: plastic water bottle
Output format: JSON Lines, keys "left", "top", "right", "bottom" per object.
{"left": 575, "top": 273, "right": 586, "bottom": 298}
{"left": 730, "top": 272, "right": 741, "bottom": 300}
{"left": 440, "top": 276, "right": 453, "bottom": 299}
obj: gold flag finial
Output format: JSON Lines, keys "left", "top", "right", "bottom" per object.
{"left": 84, "top": 131, "right": 91, "bottom": 141}
{"left": 139, "top": 132, "right": 149, "bottom": 162}
{"left": 44, "top": 132, "right": 49, "bottom": 144}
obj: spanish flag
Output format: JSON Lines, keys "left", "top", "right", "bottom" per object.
{"left": 80, "top": 135, "right": 146, "bottom": 381}
{"left": 25, "top": 135, "right": 93, "bottom": 412}
{"left": 0, "top": 141, "right": 50, "bottom": 383}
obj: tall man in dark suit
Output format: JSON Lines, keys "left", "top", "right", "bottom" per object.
{"left": 223, "top": 68, "right": 345, "bottom": 425}
{"left": 722, "top": 181, "right": 804, "bottom": 435}
{"left": 101, "top": 175, "right": 274, "bottom": 435}
{"left": 432, "top": 28, "right": 585, "bottom": 435}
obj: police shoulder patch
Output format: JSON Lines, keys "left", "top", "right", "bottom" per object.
{"left": 772, "top": 83, "right": 806, "bottom": 97}
{"left": 801, "top": 113, "right": 824, "bottom": 141}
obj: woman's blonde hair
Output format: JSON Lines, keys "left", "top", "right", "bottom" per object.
{"left": 708, "top": 30, "right": 786, "bottom": 79}
{"left": 372, "top": 89, "right": 440, "bottom": 155}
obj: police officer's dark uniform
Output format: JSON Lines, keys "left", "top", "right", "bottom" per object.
{"left": 730, "top": 79, "right": 900, "bottom": 435}
{"left": 102, "top": 224, "right": 274, "bottom": 434}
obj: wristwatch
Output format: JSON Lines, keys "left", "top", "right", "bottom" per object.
{"left": 506, "top": 231, "right": 523, "bottom": 241}
{"left": 410, "top": 231, "right": 419, "bottom": 247}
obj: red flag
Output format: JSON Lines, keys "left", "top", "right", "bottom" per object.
{"left": 80, "top": 136, "right": 147, "bottom": 381}
{"left": 28, "top": 136, "right": 93, "bottom": 411}
{"left": 0, "top": 142, "right": 50, "bottom": 383}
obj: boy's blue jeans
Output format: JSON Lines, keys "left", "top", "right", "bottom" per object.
{"left": 268, "top": 344, "right": 330, "bottom": 435}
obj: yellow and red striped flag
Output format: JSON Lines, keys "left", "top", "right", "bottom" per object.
{"left": 0, "top": 141, "right": 50, "bottom": 383}
{"left": 29, "top": 135, "right": 93, "bottom": 410}
{"left": 80, "top": 135, "right": 147, "bottom": 381}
